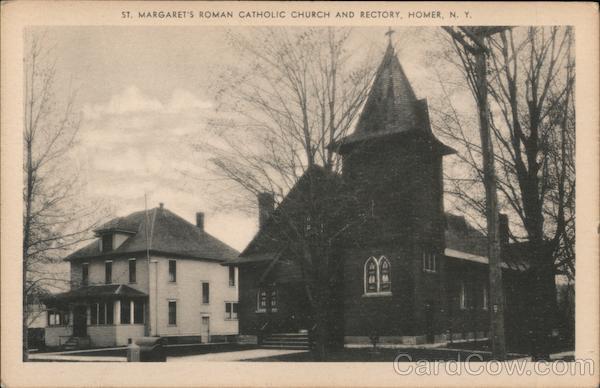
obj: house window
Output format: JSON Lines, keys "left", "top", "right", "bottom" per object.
{"left": 133, "top": 300, "right": 144, "bottom": 324}
{"left": 48, "top": 310, "right": 68, "bottom": 326}
{"left": 91, "top": 303, "right": 98, "bottom": 325}
{"left": 169, "top": 260, "right": 177, "bottom": 282}
{"left": 92, "top": 302, "right": 113, "bottom": 325}
{"left": 102, "top": 234, "right": 113, "bottom": 252}
{"left": 229, "top": 266, "right": 235, "bottom": 287}
{"left": 257, "top": 289, "right": 268, "bottom": 312}
{"left": 121, "top": 300, "right": 131, "bottom": 324}
{"left": 379, "top": 258, "right": 391, "bottom": 292}
{"left": 168, "top": 301, "right": 177, "bottom": 325}
{"left": 105, "top": 261, "right": 112, "bottom": 284}
{"left": 202, "top": 282, "right": 210, "bottom": 304}
{"left": 106, "top": 302, "right": 114, "bottom": 324}
{"left": 422, "top": 252, "right": 437, "bottom": 272}
{"left": 225, "top": 302, "right": 239, "bottom": 320}
{"left": 129, "top": 259, "right": 136, "bottom": 283}
{"left": 363, "top": 256, "right": 392, "bottom": 295}
{"left": 99, "top": 303, "right": 106, "bottom": 324}
{"left": 460, "top": 281, "right": 467, "bottom": 310}
{"left": 82, "top": 263, "right": 89, "bottom": 286}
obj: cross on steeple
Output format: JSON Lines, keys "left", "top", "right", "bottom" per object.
{"left": 385, "top": 27, "right": 395, "bottom": 45}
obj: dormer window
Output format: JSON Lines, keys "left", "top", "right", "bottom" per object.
{"left": 101, "top": 234, "right": 113, "bottom": 252}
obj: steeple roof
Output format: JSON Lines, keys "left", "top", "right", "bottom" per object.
{"left": 334, "top": 39, "right": 454, "bottom": 155}
{"left": 355, "top": 41, "right": 419, "bottom": 134}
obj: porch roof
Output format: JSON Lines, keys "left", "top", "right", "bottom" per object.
{"left": 43, "top": 284, "right": 147, "bottom": 304}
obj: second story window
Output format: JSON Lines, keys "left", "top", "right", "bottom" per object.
{"left": 168, "top": 260, "right": 177, "bottom": 282}
{"left": 129, "top": 259, "right": 136, "bottom": 283}
{"left": 228, "top": 266, "right": 235, "bottom": 287}
{"left": 105, "top": 261, "right": 112, "bottom": 284}
{"left": 82, "top": 263, "right": 89, "bottom": 286}
{"left": 101, "top": 234, "right": 113, "bottom": 252}
{"left": 202, "top": 282, "right": 210, "bottom": 304}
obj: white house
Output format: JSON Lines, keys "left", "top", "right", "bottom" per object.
{"left": 43, "top": 204, "right": 239, "bottom": 348}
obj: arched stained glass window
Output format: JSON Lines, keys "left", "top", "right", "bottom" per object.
{"left": 379, "top": 257, "right": 391, "bottom": 292}
{"left": 365, "top": 257, "right": 378, "bottom": 293}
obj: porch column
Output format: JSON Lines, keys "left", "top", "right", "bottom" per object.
{"left": 114, "top": 300, "right": 121, "bottom": 324}
{"left": 86, "top": 305, "right": 91, "bottom": 325}
{"left": 130, "top": 300, "right": 135, "bottom": 324}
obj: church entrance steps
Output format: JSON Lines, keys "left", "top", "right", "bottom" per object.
{"left": 261, "top": 332, "right": 310, "bottom": 350}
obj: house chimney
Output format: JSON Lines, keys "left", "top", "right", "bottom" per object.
{"left": 196, "top": 212, "right": 205, "bottom": 231}
{"left": 498, "top": 213, "right": 509, "bottom": 245}
{"left": 257, "top": 192, "right": 275, "bottom": 228}
{"left": 159, "top": 202, "right": 164, "bottom": 209}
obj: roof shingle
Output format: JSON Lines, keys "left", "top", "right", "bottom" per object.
{"left": 67, "top": 207, "right": 239, "bottom": 262}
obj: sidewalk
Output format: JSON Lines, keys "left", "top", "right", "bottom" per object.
{"left": 28, "top": 347, "right": 308, "bottom": 362}
{"left": 28, "top": 353, "right": 126, "bottom": 362}
{"left": 168, "top": 348, "right": 308, "bottom": 362}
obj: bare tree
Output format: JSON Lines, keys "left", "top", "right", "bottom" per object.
{"left": 435, "top": 26, "right": 575, "bottom": 359}
{"left": 23, "top": 32, "right": 106, "bottom": 360}
{"left": 198, "top": 27, "right": 377, "bottom": 359}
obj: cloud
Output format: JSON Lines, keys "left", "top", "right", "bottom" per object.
{"left": 83, "top": 86, "right": 213, "bottom": 119}
{"left": 74, "top": 84, "right": 254, "bottom": 250}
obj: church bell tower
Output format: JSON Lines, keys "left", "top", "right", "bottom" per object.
{"left": 333, "top": 32, "right": 455, "bottom": 250}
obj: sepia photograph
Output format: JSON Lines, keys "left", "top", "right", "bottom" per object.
{"left": 1, "top": 2, "right": 598, "bottom": 387}
{"left": 21, "top": 23, "right": 576, "bottom": 362}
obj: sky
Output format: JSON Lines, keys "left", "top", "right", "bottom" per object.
{"left": 32, "top": 26, "right": 464, "bottom": 252}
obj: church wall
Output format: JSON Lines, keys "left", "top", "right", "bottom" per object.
{"left": 238, "top": 263, "right": 267, "bottom": 336}
{"left": 340, "top": 136, "right": 449, "bottom": 340}
{"left": 238, "top": 262, "right": 312, "bottom": 337}
{"left": 445, "top": 259, "right": 491, "bottom": 338}
{"left": 341, "top": 244, "right": 416, "bottom": 337}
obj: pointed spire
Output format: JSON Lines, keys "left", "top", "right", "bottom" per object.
{"left": 332, "top": 32, "right": 456, "bottom": 156}
{"left": 352, "top": 32, "right": 419, "bottom": 136}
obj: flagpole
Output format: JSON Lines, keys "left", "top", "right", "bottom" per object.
{"left": 144, "top": 193, "right": 152, "bottom": 336}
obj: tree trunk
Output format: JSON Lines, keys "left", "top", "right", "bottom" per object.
{"left": 529, "top": 244, "right": 557, "bottom": 360}
{"left": 22, "top": 138, "right": 33, "bottom": 362}
{"left": 474, "top": 50, "right": 507, "bottom": 360}
{"left": 313, "top": 313, "right": 329, "bottom": 361}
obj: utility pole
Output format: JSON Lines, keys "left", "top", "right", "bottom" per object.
{"left": 442, "top": 26, "right": 509, "bottom": 360}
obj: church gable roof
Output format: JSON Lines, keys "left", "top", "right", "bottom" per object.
{"left": 228, "top": 165, "right": 341, "bottom": 266}
{"left": 444, "top": 213, "right": 529, "bottom": 271}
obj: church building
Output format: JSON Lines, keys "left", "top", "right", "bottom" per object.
{"left": 226, "top": 38, "right": 530, "bottom": 348}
